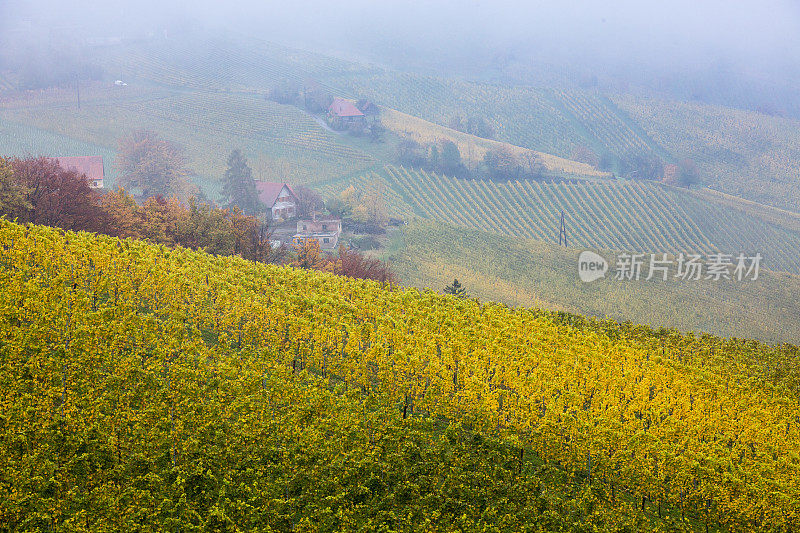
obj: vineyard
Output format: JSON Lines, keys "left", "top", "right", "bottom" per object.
{"left": 92, "top": 37, "right": 656, "bottom": 162}
{"left": 5, "top": 34, "right": 798, "bottom": 212}
{"left": 612, "top": 94, "right": 800, "bottom": 212}
{"left": 386, "top": 220, "right": 800, "bottom": 344}
{"left": 1, "top": 219, "right": 799, "bottom": 530}
{"left": 549, "top": 90, "right": 667, "bottom": 160}
{"left": 0, "top": 72, "right": 18, "bottom": 92}
{"left": 331, "top": 165, "right": 800, "bottom": 275}
{"left": 0, "top": 119, "right": 119, "bottom": 183}
{"left": 0, "top": 85, "right": 378, "bottom": 187}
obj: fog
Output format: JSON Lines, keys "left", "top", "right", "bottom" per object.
{"left": 3, "top": 0, "right": 800, "bottom": 111}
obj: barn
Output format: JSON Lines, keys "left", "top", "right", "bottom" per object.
{"left": 328, "top": 98, "right": 366, "bottom": 130}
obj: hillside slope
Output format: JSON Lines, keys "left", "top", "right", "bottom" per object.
{"left": 1, "top": 220, "right": 799, "bottom": 531}
{"left": 384, "top": 220, "right": 800, "bottom": 344}
{"left": 5, "top": 33, "right": 798, "bottom": 210}
{"left": 613, "top": 94, "right": 800, "bottom": 212}
{"left": 0, "top": 84, "right": 380, "bottom": 191}
{"left": 320, "top": 165, "right": 800, "bottom": 275}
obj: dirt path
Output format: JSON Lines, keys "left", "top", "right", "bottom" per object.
{"left": 305, "top": 111, "right": 342, "bottom": 134}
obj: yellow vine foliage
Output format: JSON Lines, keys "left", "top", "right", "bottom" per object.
{"left": 0, "top": 219, "right": 799, "bottom": 530}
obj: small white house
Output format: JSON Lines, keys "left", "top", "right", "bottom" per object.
{"left": 256, "top": 182, "right": 298, "bottom": 221}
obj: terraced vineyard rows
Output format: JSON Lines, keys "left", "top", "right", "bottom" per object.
{"left": 0, "top": 72, "right": 17, "bottom": 92}
{"left": 3, "top": 219, "right": 800, "bottom": 530}
{"left": 352, "top": 165, "right": 800, "bottom": 274}
{"left": 315, "top": 171, "right": 417, "bottom": 220}
{"left": 0, "top": 119, "right": 119, "bottom": 183}
{"left": 550, "top": 89, "right": 665, "bottom": 159}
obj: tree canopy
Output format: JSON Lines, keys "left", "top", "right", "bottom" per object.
{"left": 116, "top": 130, "right": 190, "bottom": 199}
{"left": 221, "top": 149, "right": 262, "bottom": 215}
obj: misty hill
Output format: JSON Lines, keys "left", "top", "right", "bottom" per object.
{"left": 30, "top": 33, "right": 800, "bottom": 212}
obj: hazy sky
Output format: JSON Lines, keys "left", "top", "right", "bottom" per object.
{"left": 3, "top": 0, "right": 799, "bottom": 72}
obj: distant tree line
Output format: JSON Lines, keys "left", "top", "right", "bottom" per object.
{"left": 448, "top": 115, "right": 495, "bottom": 140}
{"left": 0, "top": 156, "right": 279, "bottom": 263}
{"left": 572, "top": 145, "right": 700, "bottom": 188}
{"left": 397, "top": 137, "right": 547, "bottom": 182}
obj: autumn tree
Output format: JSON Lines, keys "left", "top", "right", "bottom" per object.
{"left": 324, "top": 196, "right": 352, "bottom": 219}
{"left": 98, "top": 188, "right": 144, "bottom": 239}
{"left": 336, "top": 245, "right": 396, "bottom": 283}
{"left": 361, "top": 181, "right": 389, "bottom": 227}
{"left": 677, "top": 158, "right": 701, "bottom": 188}
{"left": 0, "top": 157, "right": 30, "bottom": 219}
{"left": 439, "top": 140, "right": 467, "bottom": 177}
{"left": 449, "top": 115, "right": 495, "bottom": 139}
{"left": 10, "top": 156, "right": 104, "bottom": 231}
{"left": 396, "top": 138, "right": 427, "bottom": 167}
{"left": 221, "top": 149, "right": 262, "bottom": 215}
{"left": 293, "top": 186, "right": 324, "bottom": 218}
{"left": 116, "top": 130, "right": 190, "bottom": 199}
{"left": 292, "top": 239, "right": 327, "bottom": 269}
{"left": 483, "top": 148, "right": 521, "bottom": 181}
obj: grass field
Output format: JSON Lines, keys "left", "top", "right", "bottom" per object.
{"left": 325, "top": 165, "right": 800, "bottom": 275}
{"left": 384, "top": 220, "right": 800, "bottom": 344}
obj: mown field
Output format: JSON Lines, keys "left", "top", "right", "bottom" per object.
{"left": 384, "top": 220, "right": 800, "bottom": 344}
{"left": 321, "top": 165, "right": 800, "bottom": 275}
{"left": 2, "top": 219, "right": 799, "bottom": 531}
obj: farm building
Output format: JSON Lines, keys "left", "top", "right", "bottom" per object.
{"left": 328, "top": 98, "right": 366, "bottom": 130}
{"left": 256, "top": 182, "right": 298, "bottom": 221}
{"left": 356, "top": 99, "right": 380, "bottom": 123}
{"left": 293, "top": 217, "right": 342, "bottom": 250}
{"left": 53, "top": 156, "right": 105, "bottom": 188}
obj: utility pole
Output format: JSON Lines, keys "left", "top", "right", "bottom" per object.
{"left": 557, "top": 210, "right": 568, "bottom": 247}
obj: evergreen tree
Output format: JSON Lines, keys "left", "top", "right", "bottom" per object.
{"left": 444, "top": 278, "right": 467, "bottom": 298}
{"left": 221, "top": 149, "right": 262, "bottom": 215}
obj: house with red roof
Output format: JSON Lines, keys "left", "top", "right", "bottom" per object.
{"left": 53, "top": 156, "right": 104, "bottom": 188}
{"left": 256, "top": 181, "right": 298, "bottom": 220}
{"left": 327, "top": 98, "right": 366, "bottom": 130}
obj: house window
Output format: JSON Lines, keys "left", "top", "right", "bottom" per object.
{"left": 323, "top": 238, "right": 330, "bottom": 243}
{"left": 322, "top": 224, "right": 327, "bottom": 230}
{"left": 303, "top": 225, "right": 307, "bottom": 230}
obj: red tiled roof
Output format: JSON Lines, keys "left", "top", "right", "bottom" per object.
{"left": 256, "top": 182, "right": 296, "bottom": 207}
{"left": 53, "top": 156, "right": 104, "bottom": 182}
{"left": 328, "top": 98, "right": 365, "bottom": 118}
